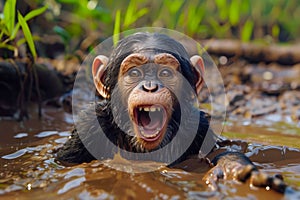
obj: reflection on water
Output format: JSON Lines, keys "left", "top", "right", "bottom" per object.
{"left": 0, "top": 105, "right": 300, "bottom": 199}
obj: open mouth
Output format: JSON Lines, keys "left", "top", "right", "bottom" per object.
{"left": 133, "top": 105, "right": 167, "bottom": 142}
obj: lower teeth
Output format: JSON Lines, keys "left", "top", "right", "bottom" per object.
{"left": 140, "top": 130, "right": 160, "bottom": 138}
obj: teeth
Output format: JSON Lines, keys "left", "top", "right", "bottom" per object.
{"left": 140, "top": 127, "right": 160, "bottom": 132}
{"left": 150, "top": 107, "right": 156, "bottom": 112}
{"left": 140, "top": 130, "right": 160, "bottom": 138}
{"left": 138, "top": 106, "right": 162, "bottom": 112}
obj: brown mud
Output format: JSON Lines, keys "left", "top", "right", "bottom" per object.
{"left": 0, "top": 105, "right": 300, "bottom": 199}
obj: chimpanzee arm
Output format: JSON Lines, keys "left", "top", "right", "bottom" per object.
{"left": 56, "top": 128, "right": 95, "bottom": 164}
{"left": 56, "top": 101, "right": 111, "bottom": 164}
{"left": 204, "top": 151, "right": 288, "bottom": 193}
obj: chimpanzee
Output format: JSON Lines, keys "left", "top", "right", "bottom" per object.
{"left": 57, "top": 32, "right": 287, "bottom": 193}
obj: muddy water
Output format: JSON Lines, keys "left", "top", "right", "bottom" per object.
{"left": 0, "top": 105, "right": 300, "bottom": 199}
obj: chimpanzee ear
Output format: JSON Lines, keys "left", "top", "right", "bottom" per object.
{"left": 190, "top": 55, "right": 205, "bottom": 95}
{"left": 92, "top": 55, "right": 109, "bottom": 99}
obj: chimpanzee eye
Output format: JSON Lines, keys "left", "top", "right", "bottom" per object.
{"left": 128, "top": 68, "right": 142, "bottom": 78}
{"left": 159, "top": 68, "right": 173, "bottom": 78}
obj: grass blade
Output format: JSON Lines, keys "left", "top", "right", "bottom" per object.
{"left": 24, "top": 5, "right": 48, "bottom": 21}
{"left": 11, "top": 6, "right": 47, "bottom": 41}
{"left": 272, "top": 24, "right": 280, "bottom": 40}
{"left": 229, "top": 0, "right": 240, "bottom": 26}
{"left": 3, "top": 0, "right": 16, "bottom": 34}
{"left": 18, "top": 12, "right": 37, "bottom": 59}
{"left": 215, "top": 0, "right": 228, "bottom": 20}
{"left": 0, "top": 43, "right": 15, "bottom": 51}
{"left": 241, "top": 19, "right": 254, "bottom": 42}
{"left": 113, "top": 10, "right": 121, "bottom": 47}
{"left": 123, "top": 0, "right": 134, "bottom": 28}
{"left": 123, "top": 0, "right": 148, "bottom": 28}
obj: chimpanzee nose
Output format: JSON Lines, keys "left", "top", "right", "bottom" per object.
{"left": 141, "top": 81, "right": 159, "bottom": 92}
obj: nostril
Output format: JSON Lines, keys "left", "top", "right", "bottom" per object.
{"left": 142, "top": 82, "right": 159, "bottom": 92}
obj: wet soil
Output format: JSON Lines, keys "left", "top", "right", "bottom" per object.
{"left": 0, "top": 104, "right": 300, "bottom": 199}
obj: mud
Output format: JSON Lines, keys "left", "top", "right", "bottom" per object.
{"left": 0, "top": 105, "right": 300, "bottom": 199}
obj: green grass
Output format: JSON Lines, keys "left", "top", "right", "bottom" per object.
{"left": 0, "top": 0, "right": 47, "bottom": 58}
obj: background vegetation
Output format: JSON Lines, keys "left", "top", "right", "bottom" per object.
{"left": 45, "top": 0, "right": 300, "bottom": 43}
{"left": 1, "top": 0, "right": 300, "bottom": 59}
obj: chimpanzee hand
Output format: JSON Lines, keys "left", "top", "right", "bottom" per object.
{"left": 203, "top": 152, "right": 287, "bottom": 193}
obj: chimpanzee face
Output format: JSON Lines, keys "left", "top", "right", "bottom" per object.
{"left": 117, "top": 52, "right": 181, "bottom": 150}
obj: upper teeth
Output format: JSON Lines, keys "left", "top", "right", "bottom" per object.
{"left": 139, "top": 107, "right": 161, "bottom": 112}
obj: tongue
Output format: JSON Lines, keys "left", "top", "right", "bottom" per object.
{"left": 140, "top": 112, "right": 161, "bottom": 130}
